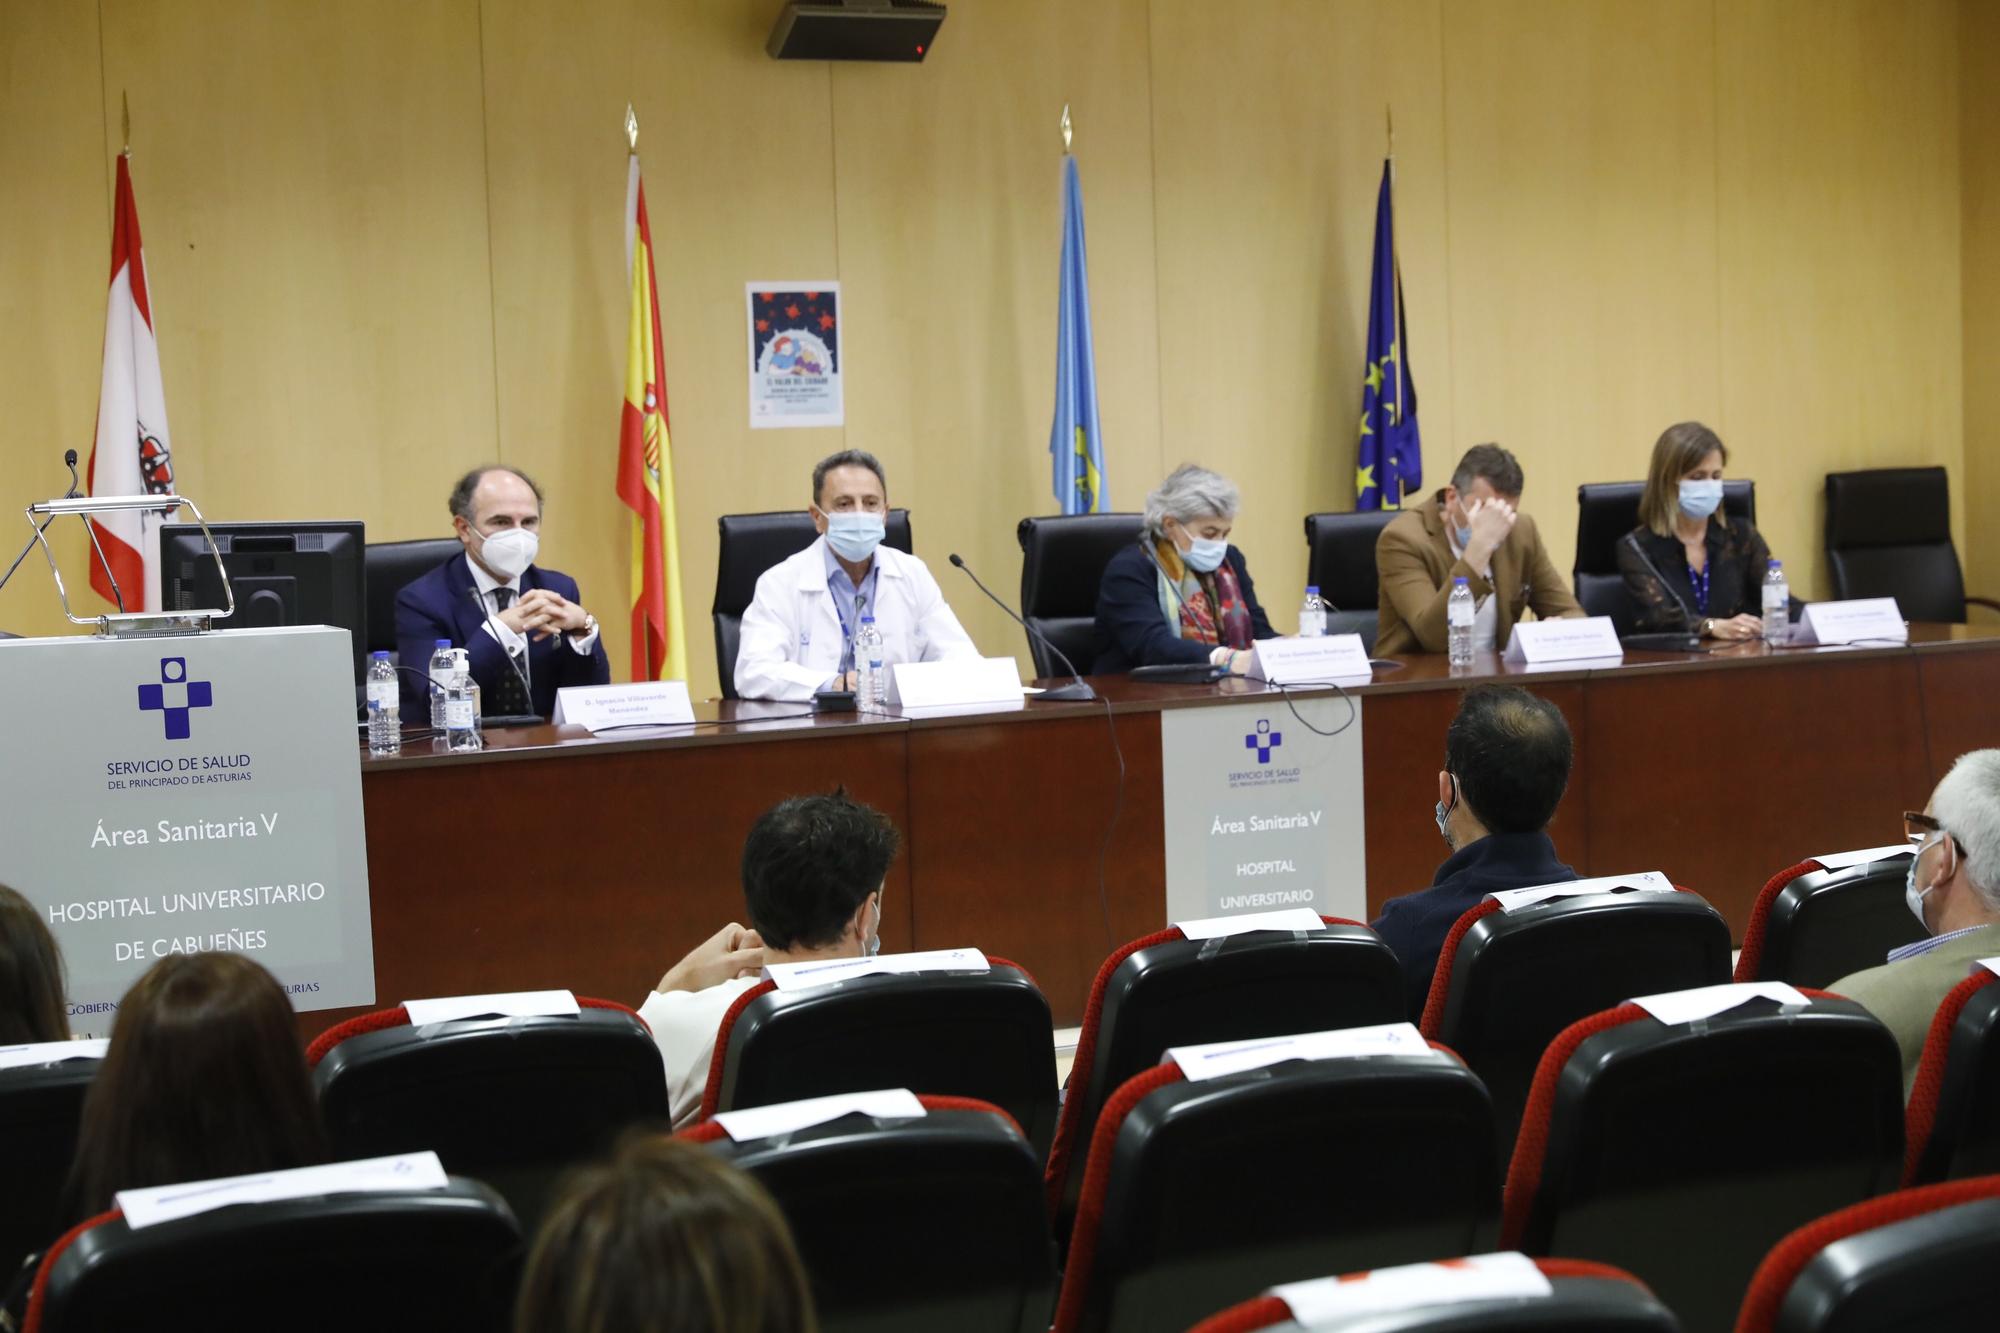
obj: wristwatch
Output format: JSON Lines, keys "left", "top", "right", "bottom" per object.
{"left": 572, "top": 612, "right": 598, "bottom": 640}
{"left": 1699, "top": 617, "right": 1714, "bottom": 637}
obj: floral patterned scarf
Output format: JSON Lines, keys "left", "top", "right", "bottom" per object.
{"left": 1155, "top": 538, "right": 1253, "bottom": 649}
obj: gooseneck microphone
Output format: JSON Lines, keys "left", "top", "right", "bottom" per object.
{"left": 948, "top": 552, "right": 1097, "bottom": 703}
{"left": 0, "top": 449, "right": 86, "bottom": 600}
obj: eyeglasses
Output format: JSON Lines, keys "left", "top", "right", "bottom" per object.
{"left": 1904, "top": 811, "right": 1970, "bottom": 855}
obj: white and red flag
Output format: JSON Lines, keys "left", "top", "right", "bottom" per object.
{"left": 87, "top": 151, "right": 175, "bottom": 612}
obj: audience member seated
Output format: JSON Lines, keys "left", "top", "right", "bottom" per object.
{"left": 394, "top": 464, "right": 611, "bottom": 719}
{"left": 1374, "top": 443, "right": 1582, "bottom": 656}
{"left": 640, "top": 789, "right": 898, "bottom": 1128}
{"left": 0, "top": 884, "right": 69, "bottom": 1045}
{"left": 1371, "top": 686, "right": 1578, "bottom": 1017}
{"left": 2, "top": 952, "right": 327, "bottom": 1322}
{"left": 1833, "top": 749, "right": 2000, "bottom": 1095}
{"left": 1616, "top": 421, "right": 1783, "bottom": 640}
{"left": 516, "top": 1134, "right": 815, "bottom": 1333}
{"left": 1094, "top": 464, "right": 1276, "bottom": 673}
{"left": 735, "top": 449, "right": 977, "bottom": 701}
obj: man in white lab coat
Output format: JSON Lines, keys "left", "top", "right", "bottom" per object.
{"left": 734, "top": 449, "right": 979, "bottom": 702}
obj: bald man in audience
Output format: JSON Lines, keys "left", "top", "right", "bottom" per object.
{"left": 1832, "top": 750, "right": 2000, "bottom": 1097}
{"left": 639, "top": 789, "right": 899, "bottom": 1128}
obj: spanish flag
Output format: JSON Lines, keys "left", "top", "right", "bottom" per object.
{"left": 617, "top": 146, "right": 686, "bottom": 682}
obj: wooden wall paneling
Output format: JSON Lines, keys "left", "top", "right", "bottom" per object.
{"left": 1715, "top": 0, "right": 1964, "bottom": 602}
{"left": 1147, "top": 0, "right": 1451, "bottom": 638}
{"left": 1961, "top": 0, "right": 2000, "bottom": 604}
{"left": 1440, "top": 0, "right": 1723, "bottom": 588}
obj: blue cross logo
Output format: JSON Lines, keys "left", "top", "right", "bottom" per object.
{"left": 138, "top": 657, "right": 213, "bottom": 740}
{"left": 1245, "top": 718, "right": 1283, "bottom": 765}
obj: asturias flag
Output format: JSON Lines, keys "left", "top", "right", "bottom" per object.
{"left": 1355, "top": 159, "right": 1420, "bottom": 510}
{"left": 87, "top": 151, "right": 175, "bottom": 611}
{"left": 617, "top": 151, "right": 687, "bottom": 682}
{"left": 1048, "top": 154, "right": 1106, "bottom": 515}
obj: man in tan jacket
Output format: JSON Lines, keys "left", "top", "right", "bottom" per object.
{"left": 1374, "top": 443, "right": 1583, "bottom": 657}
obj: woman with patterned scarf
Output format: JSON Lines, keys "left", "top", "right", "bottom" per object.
{"left": 1093, "top": 464, "right": 1276, "bottom": 674}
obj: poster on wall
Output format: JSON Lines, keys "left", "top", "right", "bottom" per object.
{"left": 747, "top": 282, "right": 843, "bottom": 429}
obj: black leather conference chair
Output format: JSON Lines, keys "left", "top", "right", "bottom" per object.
{"left": 1045, "top": 920, "right": 1404, "bottom": 1233}
{"left": 1903, "top": 968, "right": 2000, "bottom": 1186}
{"left": 713, "top": 509, "right": 913, "bottom": 699}
{"left": 1421, "top": 888, "right": 1732, "bottom": 1155}
{"left": 307, "top": 1001, "right": 666, "bottom": 1228}
{"left": 1736, "top": 1178, "right": 2000, "bottom": 1333}
{"left": 703, "top": 960, "right": 1060, "bottom": 1160}
{"left": 363, "top": 537, "right": 461, "bottom": 656}
{"left": 1189, "top": 1258, "right": 1681, "bottom": 1332}
{"left": 1573, "top": 480, "right": 1756, "bottom": 635}
{"left": 1824, "top": 467, "right": 1998, "bottom": 623}
{"left": 1503, "top": 992, "right": 1904, "bottom": 1332}
{"left": 1053, "top": 1051, "right": 1499, "bottom": 1333}
{"left": 1302, "top": 510, "right": 1401, "bottom": 642}
{"left": 685, "top": 1095, "right": 1057, "bottom": 1333}
{"left": 1734, "top": 856, "right": 1923, "bottom": 989}
{"left": 1016, "top": 513, "right": 1144, "bottom": 678}
{"left": 27, "top": 1178, "right": 521, "bottom": 1332}
{"left": 0, "top": 1049, "right": 100, "bottom": 1272}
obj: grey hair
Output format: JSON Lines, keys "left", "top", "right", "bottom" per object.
{"left": 1143, "top": 464, "right": 1240, "bottom": 538}
{"left": 448, "top": 466, "right": 543, "bottom": 522}
{"left": 1934, "top": 749, "right": 2000, "bottom": 910}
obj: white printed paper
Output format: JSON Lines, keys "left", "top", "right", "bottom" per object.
{"left": 1975, "top": 957, "right": 2000, "bottom": 980}
{"left": 1275, "top": 1252, "right": 1552, "bottom": 1323}
{"left": 402, "top": 990, "right": 580, "bottom": 1025}
{"left": 118, "top": 1152, "right": 449, "bottom": 1230}
{"left": 713, "top": 1088, "right": 925, "bottom": 1141}
{"left": 552, "top": 681, "right": 695, "bottom": 731}
{"left": 748, "top": 283, "right": 843, "bottom": 429}
{"left": 886, "top": 657, "right": 1024, "bottom": 710}
{"left": 1630, "top": 980, "right": 1807, "bottom": 1025}
{"left": 765, "top": 947, "right": 989, "bottom": 993}
{"left": 1251, "top": 634, "right": 1373, "bottom": 686}
{"left": 1795, "top": 598, "right": 1908, "bottom": 646}
{"left": 0, "top": 1038, "right": 108, "bottom": 1072}
{"left": 1175, "top": 908, "right": 1327, "bottom": 940}
{"left": 1503, "top": 617, "right": 1624, "bottom": 665}
{"left": 1812, "top": 844, "right": 1914, "bottom": 871}
{"left": 1489, "top": 871, "right": 1675, "bottom": 913}
{"left": 1168, "top": 1021, "right": 1440, "bottom": 1082}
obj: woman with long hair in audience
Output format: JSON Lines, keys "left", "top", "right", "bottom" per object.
{"left": 0, "top": 884, "right": 69, "bottom": 1046}
{"left": 518, "top": 1134, "right": 817, "bottom": 1333}
{"left": 3, "top": 952, "right": 327, "bottom": 1326}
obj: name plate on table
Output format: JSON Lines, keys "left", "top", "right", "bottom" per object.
{"left": 1503, "top": 616, "right": 1623, "bottom": 665}
{"left": 552, "top": 681, "right": 694, "bottom": 730}
{"left": 1795, "top": 598, "right": 1908, "bottom": 646}
{"left": 1252, "top": 634, "right": 1372, "bottom": 685}
{"left": 886, "top": 657, "right": 1023, "bottom": 710}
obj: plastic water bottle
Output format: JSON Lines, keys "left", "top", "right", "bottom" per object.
{"left": 1762, "top": 559, "right": 1789, "bottom": 646}
{"left": 1447, "top": 577, "right": 1476, "bottom": 667}
{"left": 855, "top": 615, "right": 886, "bottom": 710}
{"left": 444, "top": 653, "right": 480, "bottom": 752}
{"left": 1299, "top": 586, "right": 1327, "bottom": 638}
{"left": 427, "top": 639, "right": 454, "bottom": 730}
{"left": 366, "top": 651, "right": 401, "bottom": 756}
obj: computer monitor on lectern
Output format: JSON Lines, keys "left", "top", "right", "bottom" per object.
{"left": 159, "top": 521, "right": 366, "bottom": 685}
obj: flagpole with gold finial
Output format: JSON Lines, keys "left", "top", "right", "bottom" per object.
{"left": 1385, "top": 103, "right": 1405, "bottom": 508}
{"left": 625, "top": 102, "right": 638, "bottom": 153}
{"left": 121, "top": 91, "right": 131, "bottom": 156}
{"left": 1061, "top": 102, "right": 1072, "bottom": 156}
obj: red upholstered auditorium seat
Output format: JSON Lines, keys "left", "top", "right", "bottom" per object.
{"left": 1044, "top": 916, "right": 1400, "bottom": 1234}
{"left": 1901, "top": 965, "right": 2000, "bottom": 1185}
{"left": 1501, "top": 988, "right": 1903, "bottom": 1331}
{"left": 1733, "top": 853, "right": 1922, "bottom": 986}
{"left": 700, "top": 954, "right": 1059, "bottom": 1159}
{"left": 681, "top": 1092, "right": 1054, "bottom": 1333}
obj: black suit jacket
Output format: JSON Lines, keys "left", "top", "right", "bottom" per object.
{"left": 393, "top": 552, "right": 610, "bottom": 718}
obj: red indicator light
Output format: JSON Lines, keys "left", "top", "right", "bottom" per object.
{"left": 915, "top": 44, "right": 924, "bottom": 54}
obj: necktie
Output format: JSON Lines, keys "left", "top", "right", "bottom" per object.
{"left": 489, "top": 587, "right": 533, "bottom": 716}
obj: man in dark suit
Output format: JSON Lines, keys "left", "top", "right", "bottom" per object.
{"left": 1370, "top": 685, "right": 1578, "bottom": 1019}
{"left": 394, "top": 465, "right": 610, "bottom": 719}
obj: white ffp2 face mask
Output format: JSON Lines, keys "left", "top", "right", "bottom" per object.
{"left": 476, "top": 527, "right": 539, "bottom": 580}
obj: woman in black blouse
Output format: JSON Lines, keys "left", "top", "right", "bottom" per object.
{"left": 1615, "top": 421, "right": 1777, "bottom": 640}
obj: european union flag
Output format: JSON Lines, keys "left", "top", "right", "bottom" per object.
{"left": 1049, "top": 154, "right": 1106, "bottom": 515}
{"left": 1356, "top": 160, "right": 1421, "bottom": 510}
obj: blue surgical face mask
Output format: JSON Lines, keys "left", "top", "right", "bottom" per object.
{"left": 1436, "top": 774, "right": 1459, "bottom": 848}
{"left": 1678, "top": 478, "right": 1724, "bottom": 521}
{"left": 864, "top": 895, "right": 884, "bottom": 958}
{"left": 1905, "top": 834, "right": 1945, "bottom": 934}
{"left": 824, "top": 511, "right": 885, "bottom": 563}
{"left": 1181, "top": 535, "right": 1228, "bottom": 573}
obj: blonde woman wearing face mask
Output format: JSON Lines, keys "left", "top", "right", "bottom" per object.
{"left": 1616, "top": 422, "right": 1787, "bottom": 641}
{"left": 1093, "top": 464, "right": 1276, "bottom": 674}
